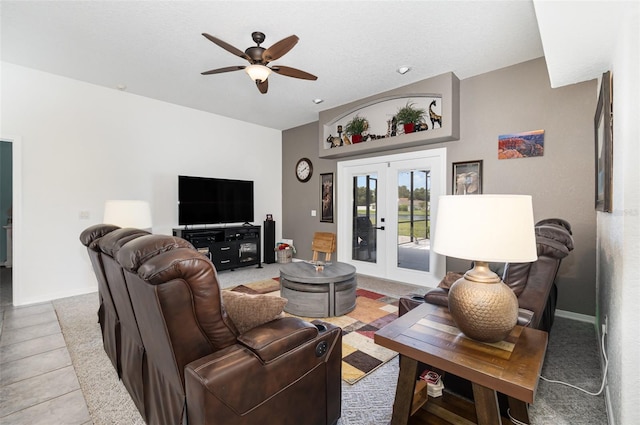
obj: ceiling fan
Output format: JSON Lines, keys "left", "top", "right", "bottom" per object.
{"left": 201, "top": 31, "right": 317, "bottom": 94}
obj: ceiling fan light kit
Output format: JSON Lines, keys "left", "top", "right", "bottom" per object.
{"left": 245, "top": 64, "right": 271, "bottom": 82}
{"left": 201, "top": 31, "right": 317, "bottom": 94}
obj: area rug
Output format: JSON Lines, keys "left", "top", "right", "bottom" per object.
{"left": 228, "top": 278, "right": 280, "bottom": 294}
{"left": 228, "top": 279, "right": 400, "bottom": 384}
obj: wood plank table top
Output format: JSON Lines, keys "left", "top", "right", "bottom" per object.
{"left": 374, "top": 302, "right": 548, "bottom": 425}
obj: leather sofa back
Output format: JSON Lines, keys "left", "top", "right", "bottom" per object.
{"left": 503, "top": 220, "right": 574, "bottom": 329}
{"left": 94, "top": 227, "right": 150, "bottom": 418}
{"left": 117, "top": 235, "right": 237, "bottom": 424}
{"left": 79, "top": 224, "right": 121, "bottom": 371}
{"left": 97, "top": 228, "right": 151, "bottom": 340}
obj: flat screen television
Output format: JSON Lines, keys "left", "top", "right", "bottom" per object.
{"left": 178, "top": 175, "right": 254, "bottom": 225}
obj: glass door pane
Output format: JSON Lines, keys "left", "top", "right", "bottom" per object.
{"left": 352, "top": 174, "right": 377, "bottom": 263}
{"left": 396, "top": 169, "right": 430, "bottom": 272}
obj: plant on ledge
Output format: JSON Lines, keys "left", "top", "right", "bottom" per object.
{"left": 344, "top": 114, "right": 369, "bottom": 143}
{"left": 395, "top": 101, "right": 426, "bottom": 134}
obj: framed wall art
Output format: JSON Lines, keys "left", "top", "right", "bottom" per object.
{"left": 320, "top": 173, "right": 334, "bottom": 222}
{"left": 452, "top": 160, "right": 482, "bottom": 195}
{"left": 594, "top": 71, "right": 613, "bottom": 212}
{"left": 498, "top": 129, "right": 545, "bottom": 159}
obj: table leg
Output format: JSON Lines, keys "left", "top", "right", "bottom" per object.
{"left": 507, "top": 397, "right": 530, "bottom": 424}
{"left": 472, "top": 383, "right": 501, "bottom": 425}
{"left": 390, "top": 355, "right": 419, "bottom": 425}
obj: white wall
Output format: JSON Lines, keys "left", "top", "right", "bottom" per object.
{"left": 1, "top": 62, "right": 282, "bottom": 305}
{"left": 596, "top": 9, "right": 640, "bottom": 425}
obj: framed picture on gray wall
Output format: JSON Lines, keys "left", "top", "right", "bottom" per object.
{"left": 320, "top": 173, "right": 334, "bottom": 223}
{"left": 594, "top": 71, "right": 613, "bottom": 213}
{"left": 452, "top": 160, "right": 482, "bottom": 195}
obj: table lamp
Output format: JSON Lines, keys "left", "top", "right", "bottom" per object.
{"left": 432, "top": 195, "right": 537, "bottom": 342}
{"left": 103, "top": 200, "right": 152, "bottom": 231}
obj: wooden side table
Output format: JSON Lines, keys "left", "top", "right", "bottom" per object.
{"left": 374, "top": 302, "right": 547, "bottom": 425}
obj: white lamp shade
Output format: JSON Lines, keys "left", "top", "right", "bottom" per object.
{"left": 103, "top": 200, "right": 152, "bottom": 229}
{"left": 432, "top": 195, "right": 537, "bottom": 263}
{"left": 245, "top": 64, "right": 271, "bottom": 82}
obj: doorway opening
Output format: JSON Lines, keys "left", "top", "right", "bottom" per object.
{"left": 0, "top": 140, "right": 13, "bottom": 307}
{"left": 1, "top": 136, "right": 21, "bottom": 306}
{"left": 337, "top": 148, "right": 446, "bottom": 287}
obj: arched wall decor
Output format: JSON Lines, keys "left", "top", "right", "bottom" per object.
{"left": 318, "top": 72, "right": 460, "bottom": 159}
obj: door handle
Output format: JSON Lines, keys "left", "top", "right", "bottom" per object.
{"left": 374, "top": 226, "right": 385, "bottom": 230}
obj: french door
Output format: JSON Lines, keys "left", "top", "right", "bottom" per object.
{"left": 337, "top": 149, "right": 446, "bottom": 287}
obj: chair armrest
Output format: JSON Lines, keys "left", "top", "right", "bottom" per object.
{"left": 185, "top": 320, "right": 341, "bottom": 418}
{"left": 400, "top": 292, "right": 535, "bottom": 328}
{"left": 424, "top": 287, "right": 450, "bottom": 307}
{"left": 517, "top": 308, "right": 535, "bottom": 327}
{"left": 237, "top": 317, "right": 318, "bottom": 363}
{"left": 399, "top": 294, "right": 425, "bottom": 316}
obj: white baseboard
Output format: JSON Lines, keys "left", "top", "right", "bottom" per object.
{"left": 555, "top": 309, "right": 595, "bottom": 324}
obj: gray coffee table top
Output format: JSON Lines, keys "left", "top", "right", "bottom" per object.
{"left": 280, "top": 261, "right": 356, "bottom": 284}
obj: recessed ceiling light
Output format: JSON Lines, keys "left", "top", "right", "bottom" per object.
{"left": 397, "top": 66, "right": 411, "bottom": 75}
{"left": 312, "top": 98, "right": 324, "bottom": 104}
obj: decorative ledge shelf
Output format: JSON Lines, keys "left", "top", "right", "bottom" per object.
{"left": 318, "top": 72, "right": 460, "bottom": 159}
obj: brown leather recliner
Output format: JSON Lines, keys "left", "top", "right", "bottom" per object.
{"left": 399, "top": 218, "right": 574, "bottom": 332}
{"left": 114, "top": 234, "right": 342, "bottom": 425}
{"left": 99, "top": 228, "right": 186, "bottom": 421}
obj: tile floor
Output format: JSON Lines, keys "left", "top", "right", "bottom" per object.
{"left": 0, "top": 262, "right": 288, "bottom": 424}
{"left": 0, "top": 267, "right": 91, "bottom": 424}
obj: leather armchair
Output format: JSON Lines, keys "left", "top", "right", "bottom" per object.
{"left": 113, "top": 234, "right": 342, "bottom": 425}
{"left": 399, "top": 218, "right": 574, "bottom": 332}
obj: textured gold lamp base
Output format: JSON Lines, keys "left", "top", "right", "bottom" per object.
{"left": 447, "top": 261, "right": 518, "bottom": 343}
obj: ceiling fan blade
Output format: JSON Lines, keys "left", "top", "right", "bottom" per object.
{"left": 201, "top": 65, "right": 246, "bottom": 75}
{"left": 271, "top": 65, "right": 317, "bottom": 81}
{"left": 202, "top": 33, "right": 251, "bottom": 61}
{"left": 262, "top": 35, "right": 299, "bottom": 63}
{"left": 256, "top": 79, "right": 269, "bottom": 94}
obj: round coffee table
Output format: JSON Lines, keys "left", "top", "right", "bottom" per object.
{"left": 280, "top": 261, "right": 357, "bottom": 317}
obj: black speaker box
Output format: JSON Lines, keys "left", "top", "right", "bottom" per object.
{"left": 264, "top": 220, "right": 276, "bottom": 263}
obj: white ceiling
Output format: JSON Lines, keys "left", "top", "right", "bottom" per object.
{"left": 1, "top": 1, "right": 626, "bottom": 131}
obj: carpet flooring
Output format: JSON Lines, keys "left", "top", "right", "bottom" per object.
{"left": 319, "top": 289, "right": 398, "bottom": 384}
{"left": 53, "top": 293, "right": 144, "bottom": 425}
{"left": 52, "top": 272, "right": 608, "bottom": 425}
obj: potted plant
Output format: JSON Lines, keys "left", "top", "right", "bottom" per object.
{"left": 395, "top": 101, "right": 426, "bottom": 134}
{"left": 344, "top": 114, "right": 369, "bottom": 143}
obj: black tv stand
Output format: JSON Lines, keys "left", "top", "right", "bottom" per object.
{"left": 173, "top": 225, "right": 262, "bottom": 272}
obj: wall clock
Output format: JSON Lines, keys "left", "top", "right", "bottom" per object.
{"left": 296, "top": 158, "right": 313, "bottom": 182}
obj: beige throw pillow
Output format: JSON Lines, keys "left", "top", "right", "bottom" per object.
{"left": 221, "top": 290, "right": 288, "bottom": 334}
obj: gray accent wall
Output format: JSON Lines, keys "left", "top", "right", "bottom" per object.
{"left": 282, "top": 122, "right": 337, "bottom": 261}
{"left": 283, "top": 57, "right": 597, "bottom": 316}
